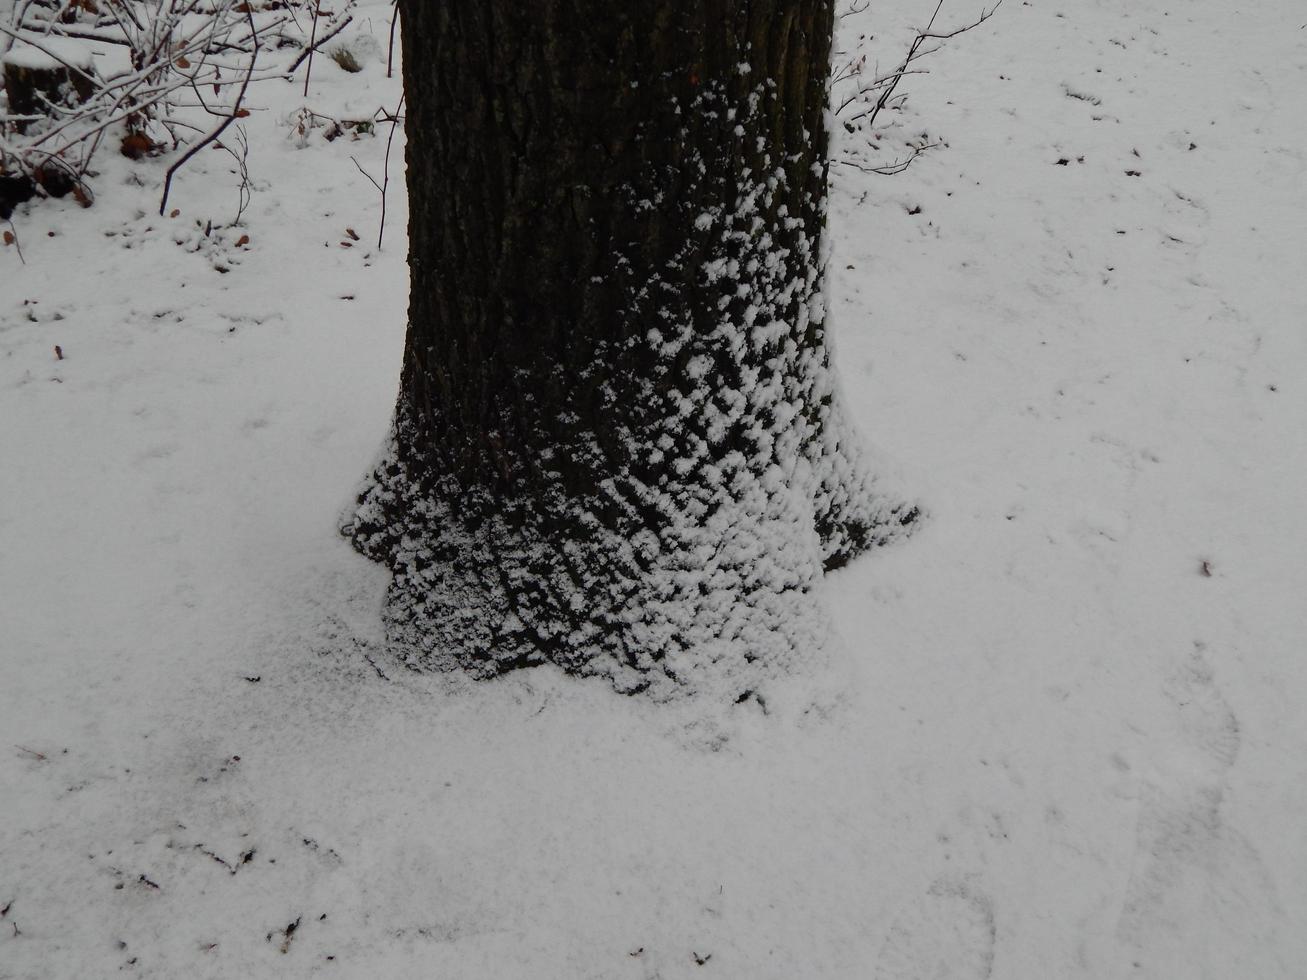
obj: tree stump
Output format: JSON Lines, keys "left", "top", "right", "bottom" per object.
{"left": 2, "top": 41, "right": 95, "bottom": 133}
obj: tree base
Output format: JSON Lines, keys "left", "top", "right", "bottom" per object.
{"left": 359, "top": 6, "right": 920, "bottom": 700}
{"left": 344, "top": 405, "right": 917, "bottom": 702}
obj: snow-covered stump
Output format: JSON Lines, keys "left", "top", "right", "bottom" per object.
{"left": 2, "top": 41, "right": 95, "bottom": 133}
{"left": 346, "top": 1, "right": 918, "bottom": 701}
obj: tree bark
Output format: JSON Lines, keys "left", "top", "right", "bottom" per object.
{"left": 346, "top": 0, "right": 917, "bottom": 699}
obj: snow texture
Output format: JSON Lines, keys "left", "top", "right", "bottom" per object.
{"left": 1, "top": 37, "right": 94, "bottom": 71}
{"left": 1, "top": 0, "right": 1306, "bottom": 977}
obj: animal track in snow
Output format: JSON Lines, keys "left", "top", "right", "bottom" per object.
{"left": 875, "top": 875, "right": 996, "bottom": 980}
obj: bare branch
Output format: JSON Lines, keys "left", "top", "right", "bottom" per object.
{"left": 833, "top": 0, "right": 1000, "bottom": 177}
{"left": 287, "top": 8, "right": 352, "bottom": 78}
{"left": 158, "top": 4, "right": 258, "bottom": 216}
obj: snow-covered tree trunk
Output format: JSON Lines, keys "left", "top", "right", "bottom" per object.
{"left": 346, "top": 1, "right": 917, "bottom": 699}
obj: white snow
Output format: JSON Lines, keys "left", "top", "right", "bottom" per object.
{"left": 1, "top": 37, "right": 94, "bottom": 71}
{"left": 2, "top": 0, "right": 1305, "bottom": 977}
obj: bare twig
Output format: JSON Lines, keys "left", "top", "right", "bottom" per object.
{"left": 350, "top": 155, "right": 381, "bottom": 193}
{"left": 8, "top": 21, "right": 133, "bottom": 45}
{"left": 301, "top": 0, "right": 320, "bottom": 97}
{"left": 836, "top": 140, "right": 941, "bottom": 175}
{"left": 287, "top": 10, "right": 353, "bottom": 77}
{"left": 229, "top": 124, "right": 252, "bottom": 225}
{"left": 349, "top": 93, "right": 404, "bottom": 250}
{"left": 386, "top": 0, "right": 398, "bottom": 78}
{"left": 158, "top": 6, "right": 258, "bottom": 216}
{"left": 833, "top": 0, "right": 1000, "bottom": 176}
{"left": 376, "top": 93, "right": 403, "bottom": 249}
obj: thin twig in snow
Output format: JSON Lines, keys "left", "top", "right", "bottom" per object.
{"left": 287, "top": 10, "right": 352, "bottom": 77}
{"left": 301, "top": 0, "right": 320, "bottom": 97}
{"left": 349, "top": 93, "right": 404, "bottom": 250}
{"left": 386, "top": 0, "right": 398, "bottom": 78}
{"left": 158, "top": 6, "right": 258, "bottom": 216}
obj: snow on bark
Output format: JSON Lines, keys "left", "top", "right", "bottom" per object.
{"left": 346, "top": 6, "right": 917, "bottom": 701}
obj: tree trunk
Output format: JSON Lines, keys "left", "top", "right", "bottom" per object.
{"left": 346, "top": 1, "right": 917, "bottom": 699}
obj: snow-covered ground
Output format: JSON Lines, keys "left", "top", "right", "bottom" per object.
{"left": 3, "top": 1, "right": 1305, "bottom": 977}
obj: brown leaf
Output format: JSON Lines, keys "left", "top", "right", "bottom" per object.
{"left": 175, "top": 56, "right": 191, "bottom": 69}
{"left": 120, "top": 131, "right": 154, "bottom": 160}
{"left": 234, "top": 108, "right": 251, "bottom": 119}
{"left": 170, "top": 209, "right": 181, "bottom": 219}
{"left": 2, "top": 231, "right": 13, "bottom": 246}
{"left": 235, "top": 234, "right": 250, "bottom": 247}
{"left": 345, "top": 228, "right": 360, "bottom": 241}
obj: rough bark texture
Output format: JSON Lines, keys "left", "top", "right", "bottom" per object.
{"left": 346, "top": 0, "right": 917, "bottom": 699}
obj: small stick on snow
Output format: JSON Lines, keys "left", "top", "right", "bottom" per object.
{"left": 386, "top": 0, "right": 399, "bottom": 78}
{"left": 301, "top": 1, "right": 320, "bottom": 97}
{"left": 279, "top": 916, "right": 302, "bottom": 954}
{"left": 351, "top": 94, "right": 405, "bottom": 250}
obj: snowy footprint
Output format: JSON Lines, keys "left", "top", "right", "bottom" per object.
{"left": 1113, "top": 646, "right": 1284, "bottom": 976}
{"left": 875, "top": 876, "right": 996, "bottom": 980}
